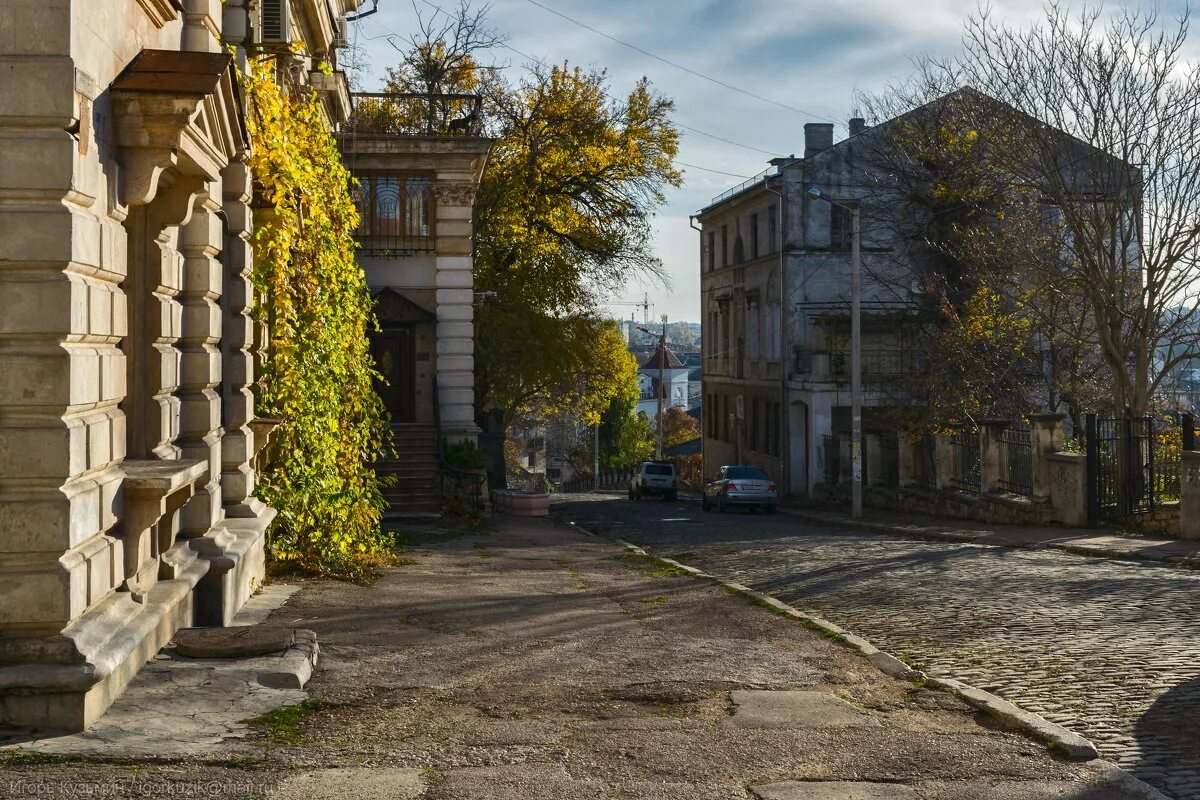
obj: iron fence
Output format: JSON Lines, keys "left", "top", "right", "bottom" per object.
{"left": 997, "top": 424, "right": 1033, "bottom": 496}
{"left": 343, "top": 92, "right": 484, "bottom": 136}
{"left": 950, "top": 429, "right": 981, "bottom": 494}
{"left": 915, "top": 435, "right": 937, "bottom": 490}
{"left": 828, "top": 349, "right": 924, "bottom": 378}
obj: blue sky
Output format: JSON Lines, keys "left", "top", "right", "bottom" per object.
{"left": 348, "top": 0, "right": 1174, "bottom": 323}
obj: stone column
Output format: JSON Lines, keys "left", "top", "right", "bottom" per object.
{"left": 1180, "top": 451, "right": 1200, "bottom": 540}
{"left": 979, "top": 420, "right": 1009, "bottom": 494}
{"left": 177, "top": 187, "right": 225, "bottom": 535}
{"left": 898, "top": 436, "right": 916, "bottom": 488}
{"left": 219, "top": 161, "right": 261, "bottom": 517}
{"left": 433, "top": 181, "right": 480, "bottom": 442}
{"left": 0, "top": 83, "right": 126, "bottom": 645}
{"left": 1030, "top": 412, "right": 1066, "bottom": 500}
{"left": 183, "top": 0, "right": 223, "bottom": 54}
{"left": 934, "top": 435, "right": 955, "bottom": 491}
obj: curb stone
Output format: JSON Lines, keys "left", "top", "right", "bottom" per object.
{"left": 563, "top": 520, "right": 1168, "bottom": 799}
{"left": 779, "top": 508, "right": 1200, "bottom": 572}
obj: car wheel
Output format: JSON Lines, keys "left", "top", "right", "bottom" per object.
{"left": 766, "top": 504, "right": 777, "bottom": 515}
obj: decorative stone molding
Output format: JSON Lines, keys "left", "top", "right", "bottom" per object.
{"left": 433, "top": 181, "right": 478, "bottom": 207}
{"left": 118, "top": 459, "right": 208, "bottom": 602}
{"left": 110, "top": 50, "right": 232, "bottom": 207}
{"left": 136, "top": 0, "right": 184, "bottom": 28}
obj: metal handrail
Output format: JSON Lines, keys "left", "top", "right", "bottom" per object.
{"left": 344, "top": 92, "right": 484, "bottom": 137}
{"left": 430, "top": 398, "right": 485, "bottom": 516}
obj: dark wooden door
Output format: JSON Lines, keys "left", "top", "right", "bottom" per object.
{"left": 371, "top": 326, "right": 416, "bottom": 422}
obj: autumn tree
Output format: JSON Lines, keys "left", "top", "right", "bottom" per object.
{"left": 383, "top": 3, "right": 679, "bottom": 484}
{"left": 905, "top": 4, "right": 1200, "bottom": 415}
{"left": 660, "top": 407, "right": 701, "bottom": 450}
{"left": 598, "top": 392, "right": 654, "bottom": 469}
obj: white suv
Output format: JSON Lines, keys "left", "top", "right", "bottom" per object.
{"left": 629, "top": 461, "right": 678, "bottom": 501}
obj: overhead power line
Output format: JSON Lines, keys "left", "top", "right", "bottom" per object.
{"left": 360, "top": 5, "right": 779, "bottom": 179}
{"left": 674, "top": 161, "right": 758, "bottom": 179}
{"left": 522, "top": 0, "right": 841, "bottom": 126}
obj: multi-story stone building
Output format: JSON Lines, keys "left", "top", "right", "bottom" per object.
{"left": 700, "top": 117, "right": 911, "bottom": 495}
{"left": 0, "top": 0, "right": 362, "bottom": 730}
{"left": 698, "top": 91, "right": 1125, "bottom": 497}
{"left": 337, "top": 93, "right": 492, "bottom": 516}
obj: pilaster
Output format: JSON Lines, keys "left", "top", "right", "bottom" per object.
{"left": 1030, "top": 412, "right": 1065, "bottom": 500}
{"left": 219, "top": 161, "right": 261, "bottom": 516}
{"left": 433, "top": 181, "right": 480, "bottom": 440}
{"left": 176, "top": 188, "right": 224, "bottom": 535}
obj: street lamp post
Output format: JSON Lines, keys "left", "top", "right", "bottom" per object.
{"left": 807, "top": 187, "right": 863, "bottom": 519}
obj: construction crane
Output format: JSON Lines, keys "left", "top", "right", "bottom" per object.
{"left": 607, "top": 293, "right": 655, "bottom": 325}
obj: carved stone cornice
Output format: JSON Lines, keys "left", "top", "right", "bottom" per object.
{"left": 112, "top": 93, "right": 206, "bottom": 206}
{"left": 136, "top": 0, "right": 184, "bottom": 28}
{"left": 433, "top": 181, "right": 478, "bottom": 207}
{"left": 109, "top": 49, "right": 231, "bottom": 207}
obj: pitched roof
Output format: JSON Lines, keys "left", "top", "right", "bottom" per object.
{"left": 640, "top": 344, "right": 686, "bottom": 371}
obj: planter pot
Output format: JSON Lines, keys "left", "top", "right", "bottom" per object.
{"left": 493, "top": 489, "right": 549, "bottom": 517}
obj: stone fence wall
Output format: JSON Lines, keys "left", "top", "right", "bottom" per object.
{"left": 817, "top": 413, "right": 1088, "bottom": 527}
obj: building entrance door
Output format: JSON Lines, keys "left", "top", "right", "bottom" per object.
{"left": 371, "top": 326, "right": 417, "bottom": 422}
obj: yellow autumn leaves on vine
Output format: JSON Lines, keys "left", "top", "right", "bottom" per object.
{"left": 241, "top": 57, "right": 391, "bottom": 577}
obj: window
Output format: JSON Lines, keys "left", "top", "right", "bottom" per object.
{"left": 765, "top": 302, "right": 781, "bottom": 361}
{"left": 768, "top": 205, "right": 777, "bottom": 253}
{"left": 721, "top": 395, "right": 729, "bottom": 442}
{"left": 720, "top": 303, "right": 730, "bottom": 363}
{"left": 721, "top": 225, "right": 728, "bottom": 267}
{"left": 727, "top": 466, "right": 769, "bottom": 480}
{"left": 707, "top": 231, "right": 716, "bottom": 271}
{"left": 750, "top": 398, "right": 760, "bottom": 451}
{"left": 746, "top": 298, "right": 760, "bottom": 361}
{"left": 830, "top": 204, "right": 853, "bottom": 252}
{"left": 356, "top": 174, "right": 432, "bottom": 254}
{"left": 751, "top": 213, "right": 759, "bottom": 259}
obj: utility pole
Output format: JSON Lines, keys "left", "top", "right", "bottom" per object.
{"left": 657, "top": 315, "right": 667, "bottom": 460}
{"left": 849, "top": 205, "right": 862, "bottom": 519}
{"left": 806, "top": 187, "right": 863, "bottom": 519}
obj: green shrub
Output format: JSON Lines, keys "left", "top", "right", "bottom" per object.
{"left": 443, "top": 439, "right": 487, "bottom": 471}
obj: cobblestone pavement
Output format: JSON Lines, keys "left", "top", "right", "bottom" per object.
{"left": 554, "top": 495, "right": 1200, "bottom": 800}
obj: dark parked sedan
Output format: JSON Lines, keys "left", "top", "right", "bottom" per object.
{"left": 701, "top": 465, "right": 778, "bottom": 513}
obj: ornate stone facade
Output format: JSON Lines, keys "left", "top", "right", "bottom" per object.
{"left": 0, "top": 0, "right": 362, "bottom": 731}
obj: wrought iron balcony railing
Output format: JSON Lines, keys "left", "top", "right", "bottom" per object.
{"left": 343, "top": 92, "right": 484, "bottom": 137}
{"left": 793, "top": 347, "right": 925, "bottom": 379}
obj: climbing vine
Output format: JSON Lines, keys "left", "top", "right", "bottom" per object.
{"left": 242, "top": 57, "right": 391, "bottom": 576}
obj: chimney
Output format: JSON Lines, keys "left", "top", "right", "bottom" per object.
{"left": 849, "top": 117, "right": 867, "bottom": 136}
{"left": 804, "top": 123, "right": 834, "bottom": 157}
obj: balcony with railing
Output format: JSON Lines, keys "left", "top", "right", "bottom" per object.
{"left": 351, "top": 174, "right": 434, "bottom": 257}
{"left": 793, "top": 347, "right": 925, "bottom": 381}
{"left": 342, "top": 92, "right": 484, "bottom": 137}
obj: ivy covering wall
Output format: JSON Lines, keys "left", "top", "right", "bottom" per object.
{"left": 242, "top": 58, "right": 391, "bottom": 576}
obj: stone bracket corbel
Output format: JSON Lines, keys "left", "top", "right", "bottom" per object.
{"left": 118, "top": 459, "right": 208, "bottom": 603}
{"left": 109, "top": 49, "right": 232, "bottom": 208}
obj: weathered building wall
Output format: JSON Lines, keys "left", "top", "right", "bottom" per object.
{"left": 0, "top": 0, "right": 359, "bottom": 731}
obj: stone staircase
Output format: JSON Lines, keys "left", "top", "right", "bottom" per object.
{"left": 377, "top": 423, "right": 441, "bottom": 519}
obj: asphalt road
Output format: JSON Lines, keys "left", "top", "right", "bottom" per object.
{"left": 552, "top": 493, "right": 1200, "bottom": 800}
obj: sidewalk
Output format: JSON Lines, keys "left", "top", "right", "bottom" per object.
{"left": 0, "top": 517, "right": 1167, "bottom": 799}
{"left": 782, "top": 503, "right": 1200, "bottom": 569}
